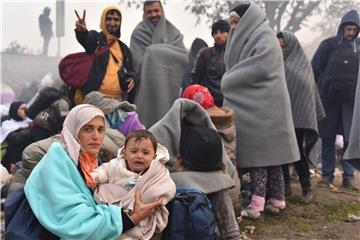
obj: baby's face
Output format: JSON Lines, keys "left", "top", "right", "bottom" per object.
{"left": 124, "top": 138, "right": 156, "bottom": 174}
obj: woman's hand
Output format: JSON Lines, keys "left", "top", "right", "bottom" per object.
{"left": 130, "top": 191, "right": 163, "bottom": 224}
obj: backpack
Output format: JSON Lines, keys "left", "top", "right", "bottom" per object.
{"left": 26, "top": 87, "right": 61, "bottom": 119}
{"left": 162, "top": 188, "right": 215, "bottom": 240}
{"left": 58, "top": 40, "right": 115, "bottom": 88}
{"left": 5, "top": 188, "right": 59, "bottom": 240}
{"left": 326, "top": 38, "right": 360, "bottom": 103}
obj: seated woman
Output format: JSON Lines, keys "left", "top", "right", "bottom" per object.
{"left": 149, "top": 98, "right": 241, "bottom": 240}
{"left": 91, "top": 129, "right": 176, "bottom": 240}
{"left": 24, "top": 104, "right": 162, "bottom": 239}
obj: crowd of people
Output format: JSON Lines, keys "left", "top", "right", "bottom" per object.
{"left": 1, "top": 0, "right": 360, "bottom": 239}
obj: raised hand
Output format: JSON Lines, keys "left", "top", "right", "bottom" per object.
{"left": 130, "top": 191, "right": 163, "bottom": 224}
{"left": 75, "top": 9, "right": 87, "bottom": 32}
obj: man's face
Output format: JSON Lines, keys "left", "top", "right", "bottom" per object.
{"left": 343, "top": 24, "right": 358, "bottom": 40}
{"left": 212, "top": 30, "right": 229, "bottom": 46}
{"left": 144, "top": 2, "right": 162, "bottom": 25}
{"left": 105, "top": 11, "right": 121, "bottom": 35}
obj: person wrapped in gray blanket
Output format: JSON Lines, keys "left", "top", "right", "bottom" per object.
{"left": 130, "top": 0, "right": 188, "bottom": 128}
{"left": 149, "top": 98, "right": 241, "bottom": 240}
{"left": 222, "top": 3, "right": 300, "bottom": 219}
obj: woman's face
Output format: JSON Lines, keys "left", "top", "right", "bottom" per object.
{"left": 78, "top": 116, "right": 105, "bottom": 156}
{"left": 230, "top": 15, "right": 240, "bottom": 30}
{"left": 124, "top": 138, "right": 156, "bottom": 174}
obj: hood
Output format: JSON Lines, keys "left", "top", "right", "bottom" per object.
{"left": 337, "top": 9, "right": 360, "bottom": 40}
{"left": 100, "top": 5, "right": 122, "bottom": 42}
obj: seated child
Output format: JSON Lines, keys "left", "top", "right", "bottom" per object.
{"left": 182, "top": 84, "right": 242, "bottom": 216}
{"left": 173, "top": 125, "right": 241, "bottom": 239}
{"left": 182, "top": 85, "right": 236, "bottom": 165}
{"left": 91, "top": 130, "right": 176, "bottom": 240}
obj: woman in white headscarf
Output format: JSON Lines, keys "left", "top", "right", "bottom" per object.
{"left": 24, "top": 104, "right": 162, "bottom": 239}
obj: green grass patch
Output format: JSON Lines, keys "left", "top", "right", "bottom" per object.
{"left": 287, "top": 217, "right": 313, "bottom": 233}
{"left": 321, "top": 199, "right": 360, "bottom": 221}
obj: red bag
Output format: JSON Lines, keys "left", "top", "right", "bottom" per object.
{"left": 59, "top": 41, "right": 115, "bottom": 88}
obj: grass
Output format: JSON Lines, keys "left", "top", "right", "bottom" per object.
{"left": 321, "top": 199, "right": 360, "bottom": 221}
{"left": 239, "top": 194, "right": 360, "bottom": 236}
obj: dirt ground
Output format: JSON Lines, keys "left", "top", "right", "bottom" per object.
{"left": 238, "top": 171, "right": 360, "bottom": 240}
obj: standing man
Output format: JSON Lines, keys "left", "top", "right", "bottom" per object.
{"left": 39, "top": 7, "right": 53, "bottom": 56}
{"left": 192, "top": 20, "right": 230, "bottom": 107}
{"left": 130, "top": 0, "right": 188, "bottom": 128}
{"left": 311, "top": 10, "right": 360, "bottom": 189}
{"left": 74, "top": 6, "right": 136, "bottom": 103}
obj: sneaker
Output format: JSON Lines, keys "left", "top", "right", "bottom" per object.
{"left": 241, "top": 208, "right": 261, "bottom": 220}
{"left": 264, "top": 204, "right": 285, "bottom": 216}
{"left": 301, "top": 190, "right": 314, "bottom": 203}
{"left": 342, "top": 178, "right": 359, "bottom": 190}
{"left": 318, "top": 175, "right": 334, "bottom": 186}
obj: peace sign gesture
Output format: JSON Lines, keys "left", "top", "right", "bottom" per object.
{"left": 75, "top": 9, "right": 87, "bottom": 32}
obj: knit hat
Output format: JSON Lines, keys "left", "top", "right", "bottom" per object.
{"left": 180, "top": 125, "right": 223, "bottom": 172}
{"left": 231, "top": 3, "right": 250, "bottom": 17}
{"left": 182, "top": 84, "right": 215, "bottom": 109}
{"left": 211, "top": 20, "right": 230, "bottom": 35}
{"left": 9, "top": 101, "right": 24, "bottom": 121}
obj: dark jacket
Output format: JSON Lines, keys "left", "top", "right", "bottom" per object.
{"left": 192, "top": 44, "right": 226, "bottom": 107}
{"left": 75, "top": 30, "right": 136, "bottom": 100}
{"left": 311, "top": 10, "right": 360, "bottom": 140}
{"left": 311, "top": 10, "right": 360, "bottom": 96}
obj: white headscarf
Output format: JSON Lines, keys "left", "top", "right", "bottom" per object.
{"left": 61, "top": 104, "right": 105, "bottom": 165}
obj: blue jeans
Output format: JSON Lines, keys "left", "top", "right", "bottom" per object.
{"left": 322, "top": 137, "right": 354, "bottom": 180}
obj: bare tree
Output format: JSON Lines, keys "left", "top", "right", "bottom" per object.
{"left": 122, "top": 0, "right": 359, "bottom": 34}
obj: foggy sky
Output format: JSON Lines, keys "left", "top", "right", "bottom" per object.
{"left": 2, "top": 0, "right": 319, "bottom": 57}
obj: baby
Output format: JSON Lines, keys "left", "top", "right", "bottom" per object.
{"left": 91, "top": 130, "right": 176, "bottom": 240}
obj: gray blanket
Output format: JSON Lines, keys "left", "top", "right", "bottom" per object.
{"left": 281, "top": 31, "right": 325, "bottom": 164}
{"left": 133, "top": 44, "right": 188, "bottom": 128}
{"left": 343, "top": 61, "right": 360, "bottom": 170}
{"left": 221, "top": 2, "right": 299, "bottom": 168}
{"left": 130, "top": 3, "right": 187, "bottom": 128}
{"left": 149, "top": 98, "right": 235, "bottom": 194}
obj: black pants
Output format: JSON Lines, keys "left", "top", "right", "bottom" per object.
{"left": 282, "top": 129, "right": 311, "bottom": 192}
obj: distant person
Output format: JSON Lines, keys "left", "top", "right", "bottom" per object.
{"left": 74, "top": 6, "right": 136, "bottom": 103}
{"left": 277, "top": 31, "right": 325, "bottom": 203}
{"left": 311, "top": 9, "right": 360, "bottom": 189}
{"left": 130, "top": 0, "right": 188, "bottom": 128}
{"left": 344, "top": 61, "right": 360, "bottom": 171}
{"left": 192, "top": 20, "right": 230, "bottom": 107}
{"left": 38, "top": 7, "right": 53, "bottom": 56}
{"left": 180, "top": 38, "right": 208, "bottom": 94}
